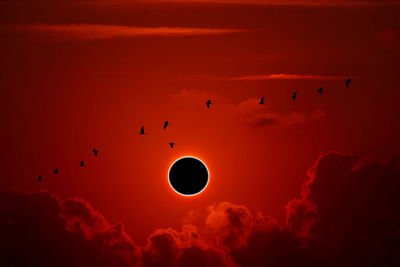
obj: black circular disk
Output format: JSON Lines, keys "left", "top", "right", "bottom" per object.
{"left": 168, "top": 157, "right": 209, "bottom": 196}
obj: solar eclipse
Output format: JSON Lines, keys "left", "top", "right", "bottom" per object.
{"left": 168, "top": 156, "right": 209, "bottom": 196}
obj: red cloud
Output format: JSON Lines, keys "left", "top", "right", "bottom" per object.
{"left": 1, "top": 151, "right": 400, "bottom": 266}
{"left": 2, "top": 0, "right": 400, "bottom": 6}
{"left": 286, "top": 151, "right": 400, "bottom": 265}
{"left": 9, "top": 24, "right": 246, "bottom": 41}
{"left": 165, "top": 0, "right": 400, "bottom": 6}
{"left": 235, "top": 98, "right": 326, "bottom": 128}
{"left": 141, "top": 227, "right": 229, "bottom": 267}
{"left": 0, "top": 191, "right": 138, "bottom": 267}
{"left": 204, "top": 202, "right": 255, "bottom": 249}
{"left": 230, "top": 73, "right": 348, "bottom": 81}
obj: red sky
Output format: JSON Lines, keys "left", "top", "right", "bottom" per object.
{"left": 0, "top": 0, "right": 399, "bottom": 253}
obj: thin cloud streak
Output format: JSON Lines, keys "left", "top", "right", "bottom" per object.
{"left": 161, "top": 0, "right": 400, "bottom": 7}
{"left": 4, "top": 0, "right": 398, "bottom": 7}
{"left": 1, "top": 0, "right": 399, "bottom": 7}
{"left": 230, "top": 73, "right": 348, "bottom": 81}
{"left": 11, "top": 24, "right": 248, "bottom": 40}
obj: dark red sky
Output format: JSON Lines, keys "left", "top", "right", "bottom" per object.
{"left": 0, "top": 0, "right": 399, "bottom": 250}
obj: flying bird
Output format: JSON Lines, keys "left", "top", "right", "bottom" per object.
{"left": 259, "top": 96, "right": 265, "bottom": 105}
{"left": 54, "top": 168, "right": 59, "bottom": 174}
{"left": 163, "top": 121, "right": 169, "bottom": 130}
{"left": 346, "top": 78, "right": 352, "bottom": 88}
{"left": 139, "top": 126, "right": 145, "bottom": 135}
{"left": 318, "top": 88, "right": 323, "bottom": 95}
{"left": 206, "top": 100, "right": 212, "bottom": 108}
{"left": 92, "top": 149, "right": 98, "bottom": 157}
{"left": 80, "top": 161, "right": 84, "bottom": 167}
{"left": 38, "top": 175, "right": 42, "bottom": 182}
{"left": 292, "top": 92, "right": 298, "bottom": 101}
{"left": 169, "top": 142, "right": 175, "bottom": 149}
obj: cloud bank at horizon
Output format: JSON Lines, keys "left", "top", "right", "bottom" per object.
{"left": 1, "top": 151, "right": 400, "bottom": 266}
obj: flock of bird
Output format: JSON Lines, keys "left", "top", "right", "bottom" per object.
{"left": 37, "top": 78, "right": 352, "bottom": 182}
{"left": 37, "top": 149, "right": 98, "bottom": 182}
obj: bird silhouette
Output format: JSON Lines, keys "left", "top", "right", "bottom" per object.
{"left": 346, "top": 78, "right": 352, "bottom": 88}
{"left": 259, "top": 96, "right": 265, "bottom": 105}
{"left": 38, "top": 175, "right": 42, "bottom": 182}
{"left": 206, "top": 100, "right": 212, "bottom": 108}
{"left": 80, "top": 161, "right": 84, "bottom": 167}
{"left": 92, "top": 149, "right": 98, "bottom": 157}
{"left": 139, "top": 126, "right": 145, "bottom": 135}
{"left": 54, "top": 168, "right": 59, "bottom": 174}
{"left": 318, "top": 88, "right": 323, "bottom": 95}
{"left": 292, "top": 92, "right": 298, "bottom": 100}
{"left": 169, "top": 142, "right": 175, "bottom": 149}
{"left": 164, "top": 121, "right": 169, "bottom": 130}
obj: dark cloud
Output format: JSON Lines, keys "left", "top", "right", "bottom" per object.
{"left": 178, "top": 247, "right": 226, "bottom": 267}
{"left": 230, "top": 216, "right": 319, "bottom": 267}
{"left": 243, "top": 110, "right": 325, "bottom": 129}
{"left": 204, "top": 202, "right": 254, "bottom": 249}
{"left": 0, "top": 190, "right": 138, "bottom": 267}
{"left": 286, "top": 152, "right": 400, "bottom": 266}
{"left": 1, "top": 151, "right": 400, "bottom": 266}
{"left": 141, "top": 227, "right": 229, "bottom": 267}
{"left": 232, "top": 98, "right": 325, "bottom": 129}
{"left": 244, "top": 113, "right": 278, "bottom": 128}
{"left": 142, "top": 230, "right": 180, "bottom": 267}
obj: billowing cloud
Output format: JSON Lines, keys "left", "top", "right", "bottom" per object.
{"left": 286, "top": 151, "right": 400, "bottom": 265}
{"left": 1, "top": 151, "right": 400, "bottom": 266}
{"left": 204, "top": 202, "right": 255, "bottom": 248}
{"left": 0, "top": 190, "right": 138, "bottom": 267}
{"left": 141, "top": 226, "right": 229, "bottom": 267}
{"left": 230, "top": 73, "right": 348, "bottom": 81}
{"left": 7, "top": 24, "right": 247, "bottom": 41}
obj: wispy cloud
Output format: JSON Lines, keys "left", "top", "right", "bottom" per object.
{"left": 10, "top": 24, "right": 247, "bottom": 40}
{"left": 230, "top": 74, "right": 348, "bottom": 81}
{"left": 234, "top": 97, "right": 326, "bottom": 128}
{"left": 4, "top": 0, "right": 398, "bottom": 7}
{"left": 172, "top": 90, "right": 326, "bottom": 128}
{"left": 159, "top": 0, "right": 400, "bottom": 7}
